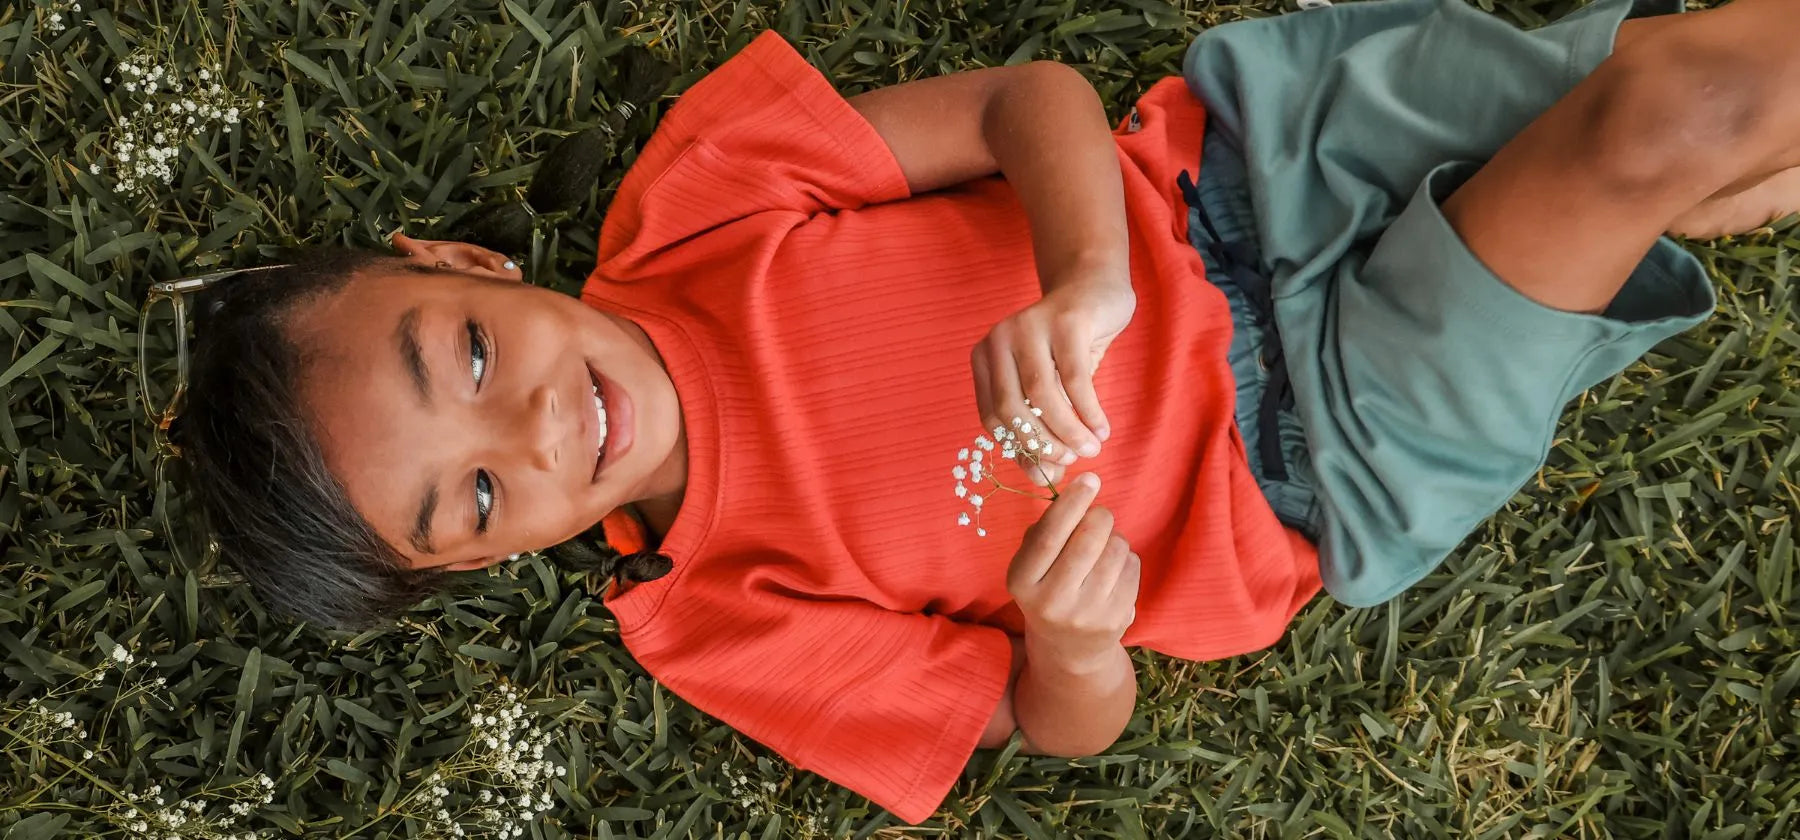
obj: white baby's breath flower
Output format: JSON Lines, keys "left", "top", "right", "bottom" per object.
{"left": 958, "top": 513, "right": 970, "bottom": 526}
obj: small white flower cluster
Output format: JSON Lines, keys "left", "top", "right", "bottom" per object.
{"left": 468, "top": 685, "right": 562, "bottom": 838}
{"left": 17, "top": 698, "right": 90, "bottom": 748}
{"left": 119, "top": 774, "right": 273, "bottom": 840}
{"left": 91, "top": 53, "right": 263, "bottom": 196}
{"left": 719, "top": 762, "right": 827, "bottom": 834}
{"left": 415, "top": 682, "right": 567, "bottom": 838}
{"left": 722, "top": 764, "right": 767, "bottom": 814}
{"left": 953, "top": 401, "right": 1056, "bottom": 537}
{"left": 40, "top": 1, "right": 81, "bottom": 34}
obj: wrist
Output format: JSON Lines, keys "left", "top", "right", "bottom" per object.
{"left": 1041, "top": 249, "right": 1129, "bottom": 293}
{"left": 1023, "top": 632, "right": 1127, "bottom": 678}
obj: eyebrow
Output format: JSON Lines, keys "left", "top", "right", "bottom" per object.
{"left": 398, "top": 305, "right": 438, "bottom": 555}
{"left": 397, "top": 306, "right": 431, "bottom": 406}
{"left": 410, "top": 484, "right": 438, "bottom": 555}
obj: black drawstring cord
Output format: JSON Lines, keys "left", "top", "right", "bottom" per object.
{"left": 1179, "top": 170, "right": 1295, "bottom": 482}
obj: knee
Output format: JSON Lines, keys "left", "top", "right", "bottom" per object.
{"left": 1579, "top": 36, "right": 1771, "bottom": 193}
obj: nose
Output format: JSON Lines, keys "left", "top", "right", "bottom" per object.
{"left": 521, "top": 383, "right": 560, "bottom": 472}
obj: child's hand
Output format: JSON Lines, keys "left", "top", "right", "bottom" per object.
{"left": 1006, "top": 473, "right": 1141, "bottom": 670}
{"left": 972, "top": 275, "right": 1135, "bottom": 487}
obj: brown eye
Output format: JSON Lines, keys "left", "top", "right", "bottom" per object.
{"left": 468, "top": 320, "right": 488, "bottom": 386}
{"left": 475, "top": 469, "right": 494, "bottom": 533}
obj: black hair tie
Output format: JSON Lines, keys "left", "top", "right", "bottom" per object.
{"left": 546, "top": 539, "right": 672, "bottom": 590}
{"left": 615, "top": 549, "right": 674, "bottom": 584}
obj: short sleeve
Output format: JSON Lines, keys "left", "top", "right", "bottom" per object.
{"left": 620, "top": 577, "right": 1013, "bottom": 824}
{"left": 597, "top": 31, "right": 913, "bottom": 278}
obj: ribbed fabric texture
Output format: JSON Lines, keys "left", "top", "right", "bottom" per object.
{"left": 582, "top": 31, "right": 1321, "bottom": 824}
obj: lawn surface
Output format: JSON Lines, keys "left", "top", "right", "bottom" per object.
{"left": 4, "top": 0, "right": 1799, "bottom": 837}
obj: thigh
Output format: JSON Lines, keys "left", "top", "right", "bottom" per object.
{"left": 1443, "top": 0, "right": 1800, "bottom": 314}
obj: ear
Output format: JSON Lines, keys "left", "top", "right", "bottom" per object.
{"left": 389, "top": 231, "right": 524, "bottom": 282}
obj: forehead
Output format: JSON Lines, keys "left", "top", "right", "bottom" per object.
{"left": 286, "top": 269, "right": 475, "bottom": 559}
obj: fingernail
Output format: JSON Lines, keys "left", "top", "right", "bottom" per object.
{"left": 503, "top": 260, "right": 517, "bottom": 270}
{"left": 1096, "top": 425, "right": 1111, "bottom": 442}
{"left": 1059, "top": 451, "right": 1078, "bottom": 466}
{"left": 1079, "top": 441, "right": 1101, "bottom": 458}
{"left": 1076, "top": 473, "right": 1098, "bottom": 490}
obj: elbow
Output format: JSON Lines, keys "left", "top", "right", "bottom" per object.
{"left": 1019, "top": 59, "right": 1094, "bottom": 95}
{"left": 1021, "top": 733, "right": 1118, "bottom": 760}
{"left": 1016, "top": 711, "right": 1132, "bottom": 759}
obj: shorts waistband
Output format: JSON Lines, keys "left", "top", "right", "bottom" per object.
{"left": 1181, "top": 130, "right": 1322, "bottom": 537}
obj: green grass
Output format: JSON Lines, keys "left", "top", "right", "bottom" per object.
{"left": 4, "top": 0, "right": 1799, "bottom": 837}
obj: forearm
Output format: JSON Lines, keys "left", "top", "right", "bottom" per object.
{"left": 981, "top": 62, "right": 1130, "bottom": 292}
{"left": 1011, "top": 635, "right": 1135, "bottom": 756}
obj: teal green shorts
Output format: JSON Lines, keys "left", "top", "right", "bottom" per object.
{"left": 1182, "top": 0, "right": 1716, "bottom": 607}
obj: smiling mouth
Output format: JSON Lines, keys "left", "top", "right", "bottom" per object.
{"left": 589, "top": 368, "right": 608, "bottom": 480}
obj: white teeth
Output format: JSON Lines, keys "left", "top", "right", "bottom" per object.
{"left": 593, "top": 387, "right": 608, "bottom": 456}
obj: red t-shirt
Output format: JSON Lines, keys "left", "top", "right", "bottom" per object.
{"left": 583, "top": 31, "right": 1320, "bottom": 824}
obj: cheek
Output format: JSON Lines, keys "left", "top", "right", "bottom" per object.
{"left": 509, "top": 492, "right": 599, "bottom": 548}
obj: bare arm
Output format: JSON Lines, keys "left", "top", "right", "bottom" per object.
{"left": 847, "top": 60, "right": 1129, "bottom": 302}
{"left": 849, "top": 60, "right": 1135, "bottom": 480}
{"left": 977, "top": 635, "right": 1136, "bottom": 756}
{"left": 974, "top": 474, "right": 1140, "bottom": 756}
{"left": 846, "top": 65, "right": 1140, "bottom": 755}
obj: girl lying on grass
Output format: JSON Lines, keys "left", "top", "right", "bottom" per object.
{"left": 163, "top": 0, "right": 1799, "bottom": 822}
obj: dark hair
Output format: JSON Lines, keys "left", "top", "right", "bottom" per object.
{"left": 171, "top": 247, "right": 444, "bottom": 629}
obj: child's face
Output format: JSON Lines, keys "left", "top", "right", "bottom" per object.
{"left": 286, "top": 241, "right": 684, "bottom": 572}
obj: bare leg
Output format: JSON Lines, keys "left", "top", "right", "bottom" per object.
{"left": 1669, "top": 165, "right": 1800, "bottom": 239}
{"left": 1443, "top": 0, "right": 1800, "bottom": 313}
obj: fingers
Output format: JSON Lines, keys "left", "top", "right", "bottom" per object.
{"left": 973, "top": 337, "right": 1025, "bottom": 438}
{"left": 1008, "top": 473, "right": 1102, "bottom": 587}
{"left": 1108, "top": 554, "right": 1137, "bottom": 611}
{"left": 1052, "top": 327, "right": 1109, "bottom": 451}
{"left": 1038, "top": 504, "right": 1115, "bottom": 595}
{"left": 971, "top": 347, "right": 994, "bottom": 432}
{"left": 1027, "top": 458, "right": 1066, "bottom": 489}
{"left": 1014, "top": 340, "right": 1089, "bottom": 465}
{"left": 1110, "top": 552, "right": 1141, "bottom": 624}
{"left": 1081, "top": 534, "right": 1132, "bottom": 595}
